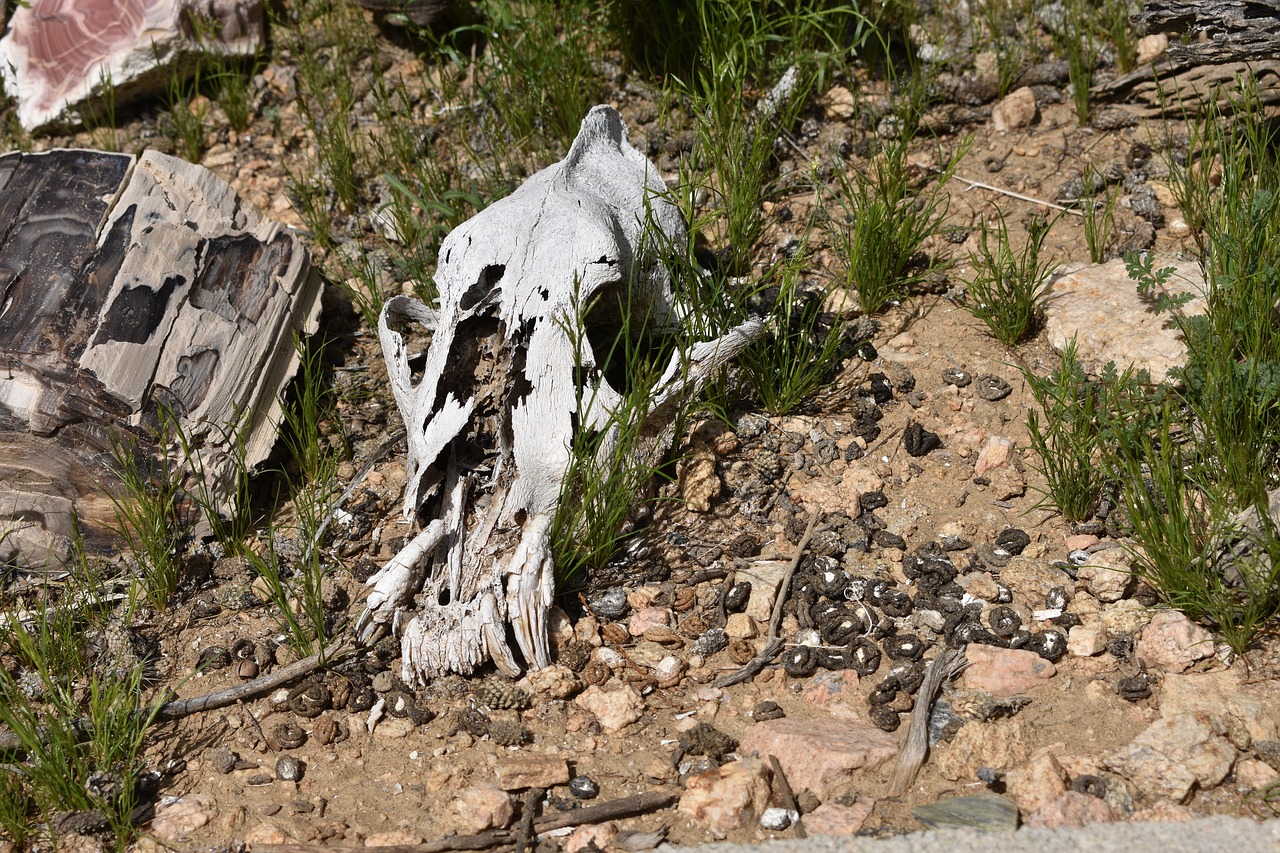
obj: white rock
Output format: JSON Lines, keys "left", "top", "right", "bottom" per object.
{"left": 1044, "top": 256, "right": 1206, "bottom": 380}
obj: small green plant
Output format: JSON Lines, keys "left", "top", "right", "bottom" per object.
{"left": 1056, "top": 0, "right": 1098, "bottom": 126}
{"left": 828, "top": 133, "right": 969, "bottom": 313}
{"left": 161, "top": 50, "right": 208, "bottom": 161}
{"left": 1024, "top": 340, "right": 1153, "bottom": 521}
{"left": 972, "top": 0, "right": 1034, "bottom": 97}
{"left": 84, "top": 67, "right": 119, "bottom": 151}
{"left": 0, "top": 576, "right": 161, "bottom": 849}
{"left": 964, "top": 209, "right": 1059, "bottom": 345}
{"left": 247, "top": 336, "right": 344, "bottom": 656}
{"left": 1080, "top": 168, "right": 1118, "bottom": 263}
{"left": 1100, "top": 0, "right": 1138, "bottom": 72}
{"left": 736, "top": 258, "right": 852, "bottom": 415}
{"left": 107, "top": 414, "right": 191, "bottom": 611}
{"left": 550, "top": 284, "right": 683, "bottom": 589}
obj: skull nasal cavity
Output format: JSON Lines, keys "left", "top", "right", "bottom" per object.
{"left": 461, "top": 264, "right": 506, "bottom": 310}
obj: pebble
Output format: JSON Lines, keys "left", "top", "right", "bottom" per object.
{"left": 574, "top": 684, "right": 645, "bottom": 732}
{"left": 569, "top": 775, "right": 600, "bottom": 799}
{"left": 588, "top": 588, "right": 629, "bottom": 620}
{"left": 991, "top": 87, "right": 1038, "bottom": 132}
{"left": 456, "top": 784, "right": 515, "bottom": 832}
{"left": 275, "top": 756, "right": 304, "bottom": 782}
{"left": 759, "top": 807, "right": 796, "bottom": 830}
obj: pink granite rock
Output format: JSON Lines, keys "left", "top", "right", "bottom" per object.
{"left": 1025, "top": 791, "right": 1117, "bottom": 828}
{"left": 1104, "top": 713, "right": 1237, "bottom": 802}
{"left": 992, "top": 86, "right": 1038, "bottom": 131}
{"left": 0, "top": 0, "right": 264, "bottom": 131}
{"left": 802, "top": 798, "right": 875, "bottom": 835}
{"left": 960, "top": 645, "right": 1057, "bottom": 697}
{"left": 1134, "top": 610, "right": 1215, "bottom": 672}
{"left": 1004, "top": 750, "right": 1068, "bottom": 814}
{"left": 738, "top": 717, "right": 897, "bottom": 799}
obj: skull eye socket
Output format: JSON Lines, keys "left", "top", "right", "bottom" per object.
{"left": 461, "top": 264, "right": 506, "bottom": 311}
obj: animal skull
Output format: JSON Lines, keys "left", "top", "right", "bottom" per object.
{"left": 359, "top": 105, "right": 761, "bottom": 685}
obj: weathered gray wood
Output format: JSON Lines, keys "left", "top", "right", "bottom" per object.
{"left": 0, "top": 148, "right": 323, "bottom": 571}
{"left": 1097, "top": 0, "right": 1280, "bottom": 111}
{"left": 360, "top": 106, "right": 763, "bottom": 684}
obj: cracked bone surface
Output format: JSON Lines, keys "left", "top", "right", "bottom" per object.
{"left": 360, "top": 105, "right": 762, "bottom": 684}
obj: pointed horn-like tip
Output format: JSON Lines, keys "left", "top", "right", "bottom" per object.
{"left": 565, "top": 105, "right": 628, "bottom": 166}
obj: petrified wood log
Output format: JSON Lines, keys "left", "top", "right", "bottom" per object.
{"left": 0, "top": 0, "right": 264, "bottom": 131}
{"left": 1097, "top": 0, "right": 1280, "bottom": 111}
{"left": 358, "top": 105, "right": 763, "bottom": 684}
{"left": 0, "top": 148, "right": 322, "bottom": 571}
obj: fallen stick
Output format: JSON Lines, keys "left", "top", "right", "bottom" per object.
{"left": 251, "top": 791, "right": 679, "bottom": 853}
{"left": 888, "top": 646, "right": 969, "bottom": 796}
{"left": 767, "top": 754, "right": 806, "bottom": 839}
{"left": 154, "top": 637, "right": 357, "bottom": 722}
{"left": 714, "top": 511, "right": 820, "bottom": 688}
{"left": 514, "top": 789, "right": 540, "bottom": 853}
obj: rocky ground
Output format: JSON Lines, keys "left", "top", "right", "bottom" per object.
{"left": 4, "top": 4, "right": 1280, "bottom": 852}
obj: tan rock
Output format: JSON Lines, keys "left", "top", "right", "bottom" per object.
{"left": 974, "top": 435, "right": 1014, "bottom": 475}
{"left": 1136, "top": 33, "right": 1169, "bottom": 65}
{"left": 1161, "top": 670, "right": 1279, "bottom": 744}
{"left": 1130, "top": 800, "right": 1196, "bottom": 822}
{"left": 566, "top": 823, "right": 617, "bottom": 853}
{"left": 960, "top": 645, "right": 1056, "bottom": 698}
{"left": 1134, "top": 610, "right": 1215, "bottom": 673}
{"left": 1025, "top": 791, "right": 1117, "bottom": 828}
{"left": 738, "top": 560, "right": 790, "bottom": 622}
{"left": 1005, "top": 750, "right": 1068, "bottom": 814}
{"left": 678, "top": 757, "right": 772, "bottom": 831}
{"left": 1064, "top": 534, "right": 1100, "bottom": 551}
{"left": 1105, "top": 713, "right": 1237, "bottom": 802}
{"left": 937, "top": 717, "right": 1034, "bottom": 781}
{"left": 992, "top": 86, "right": 1038, "bottom": 132}
{"left": 724, "top": 612, "right": 759, "bottom": 639}
{"left": 820, "top": 85, "right": 856, "bottom": 121}
{"left": 56, "top": 835, "right": 104, "bottom": 853}
{"left": 738, "top": 717, "right": 897, "bottom": 799}
{"left": 801, "top": 798, "right": 875, "bottom": 835}
{"left": 999, "top": 557, "right": 1074, "bottom": 602}
{"left": 574, "top": 684, "right": 645, "bottom": 732}
{"left": 373, "top": 717, "right": 415, "bottom": 740}
{"left": 495, "top": 756, "right": 570, "bottom": 790}
{"left": 1098, "top": 598, "right": 1152, "bottom": 636}
{"left": 1076, "top": 549, "right": 1134, "bottom": 603}
{"left": 1068, "top": 621, "right": 1109, "bottom": 657}
{"left": 527, "top": 664, "right": 582, "bottom": 699}
{"left": 1235, "top": 757, "right": 1280, "bottom": 790}
{"left": 789, "top": 464, "right": 881, "bottom": 518}
{"left": 151, "top": 793, "right": 217, "bottom": 841}
{"left": 680, "top": 451, "right": 721, "bottom": 512}
{"left": 245, "top": 823, "right": 295, "bottom": 845}
{"left": 456, "top": 783, "right": 515, "bottom": 832}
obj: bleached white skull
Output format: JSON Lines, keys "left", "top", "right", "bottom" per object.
{"left": 359, "top": 106, "right": 760, "bottom": 684}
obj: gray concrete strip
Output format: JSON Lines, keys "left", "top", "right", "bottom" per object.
{"left": 671, "top": 815, "right": 1280, "bottom": 853}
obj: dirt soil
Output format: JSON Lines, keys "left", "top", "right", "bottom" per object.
{"left": 5, "top": 4, "right": 1280, "bottom": 851}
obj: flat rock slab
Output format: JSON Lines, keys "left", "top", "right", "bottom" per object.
{"left": 737, "top": 717, "right": 898, "bottom": 799}
{"left": 912, "top": 793, "right": 1019, "bottom": 832}
{"left": 0, "top": 0, "right": 265, "bottom": 131}
{"left": 1043, "top": 255, "right": 1206, "bottom": 380}
{"left": 960, "top": 645, "right": 1057, "bottom": 697}
{"left": 0, "top": 148, "right": 322, "bottom": 570}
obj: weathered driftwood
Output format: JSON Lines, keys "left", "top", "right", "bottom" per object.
{"left": 0, "top": 0, "right": 265, "bottom": 131}
{"left": 0, "top": 148, "right": 322, "bottom": 571}
{"left": 1096, "top": 0, "right": 1280, "bottom": 111}
{"left": 359, "top": 105, "right": 763, "bottom": 685}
